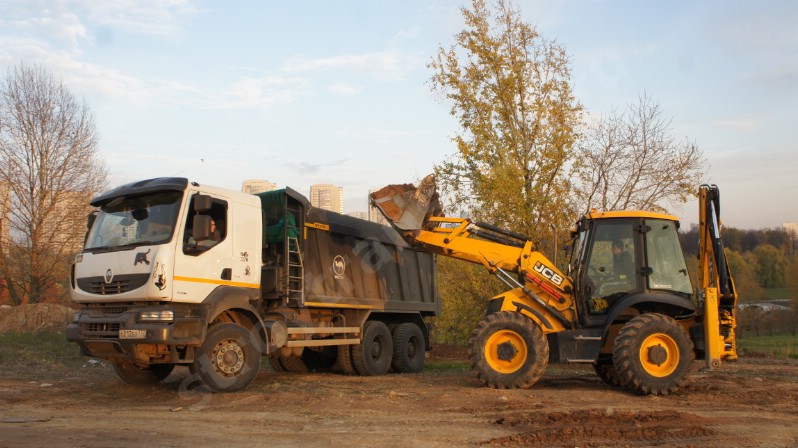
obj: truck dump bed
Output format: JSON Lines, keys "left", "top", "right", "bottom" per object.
{"left": 256, "top": 188, "right": 439, "bottom": 316}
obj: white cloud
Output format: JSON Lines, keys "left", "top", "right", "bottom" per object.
{"left": 328, "top": 82, "right": 361, "bottom": 96}
{"left": 282, "top": 49, "right": 421, "bottom": 80}
{"left": 81, "top": 0, "right": 200, "bottom": 37}
{"left": 712, "top": 118, "right": 758, "bottom": 133}
{"left": 209, "top": 76, "right": 311, "bottom": 110}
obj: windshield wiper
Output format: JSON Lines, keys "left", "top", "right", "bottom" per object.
{"left": 87, "top": 246, "right": 114, "bottom": 253}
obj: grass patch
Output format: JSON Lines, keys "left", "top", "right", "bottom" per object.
{"left": 764, "top": 288, "right": 790, "bottom": 301}
{"left": 0, "top": 331, "right": 84, "bottom": 369}
{"left": 737, "top": 334, "right": 798, "bottom": 358}
{"left": 424, "top": 359, "right": 470, "bottom": 372}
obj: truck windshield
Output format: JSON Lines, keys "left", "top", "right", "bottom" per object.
{"left": 85, "top": 191, "right": 183, "bottom": 250}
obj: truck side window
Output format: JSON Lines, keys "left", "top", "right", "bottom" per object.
{"left": 183, "top": 194, "right": 228, "bottom": 256}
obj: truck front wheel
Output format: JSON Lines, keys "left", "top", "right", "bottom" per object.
{"left": 112, "top": 361, "right": 174, "bottom": 385}
{"left": 612, "top": 313, "right": 694, "bottom": 395}
{"left": 194, "top": 323, "right": 260, "bottom": 392}
{"left": 468, "top": 311, "right": 549, "bottom": 389}
{"left": 352, "top": 320, "right": 393, "bottom": 376}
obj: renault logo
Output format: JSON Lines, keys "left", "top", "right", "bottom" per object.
{"left": 105, "top": 269, "right": 114, "bottom": 284}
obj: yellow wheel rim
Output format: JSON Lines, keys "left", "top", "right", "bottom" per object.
{"left": 639, "top": 333, "right": 679, "bottom": 377}
{"left": 485, "top": 330, "right": 528, "bottom": 374}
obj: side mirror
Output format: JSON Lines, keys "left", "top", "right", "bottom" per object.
{"left": 194, "top": 195, "right": 213, "bottom": 213}
{"left": 193, "top": 215, "right": 212, "bottom": 241}
{"left": 86, "top": 212, "right": 97, "bottom": 230}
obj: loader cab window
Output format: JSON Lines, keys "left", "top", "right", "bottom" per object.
{"left": 584, "top": 221, "right": 639, "bottom": 314}
{"left": 183, "top": 194, "right": 228, "bottom": 255}
{"left": 645, "top": 219, "right": 692, "bottom": 296}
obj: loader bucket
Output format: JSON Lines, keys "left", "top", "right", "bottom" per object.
{"left": 369, "top": 174, "right": 443, "bottom": 231}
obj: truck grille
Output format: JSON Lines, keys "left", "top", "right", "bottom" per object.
{"left": 76, "top": 274, "right": 150, "bottom": 295}
{"left": 82, "top": 323, "right": 121, "bottom": 338}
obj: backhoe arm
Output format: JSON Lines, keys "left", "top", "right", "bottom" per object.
{"left": 370, "top": 176, "right": 575, "bottom": 332}
{"left": 698, "top": 184, "right": 738, "bottom": 367}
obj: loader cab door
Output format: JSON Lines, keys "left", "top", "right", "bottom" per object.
{"left": 574, "top": 218, "right": 642, "bottom": 326}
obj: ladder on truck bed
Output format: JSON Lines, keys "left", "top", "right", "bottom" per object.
{"left": 286, "top": 236, "right": 304, "bottom": 303}
{"left": 284, "top": 203, "right": 304, "bottom": 305}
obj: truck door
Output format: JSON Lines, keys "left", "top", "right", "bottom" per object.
{"left": 172, "top": 192, "right": 234, "bottom": 303}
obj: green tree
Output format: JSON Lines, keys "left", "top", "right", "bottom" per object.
{"left": 429, "top": 0, "right": 582, "bottom": 250}
{"left": 725, "top": 249, "right": 764, "bottom": 301}
{"left": 753, "top": 244, "right": 788, "bottom": 289}
{"left": 0, "top": 63, "right": 107, "bottom": 305}
{"left": 433, "top": 257, "right": 504, "bottom": 345}
{"left": 789, "top": 256, "right": 798, "bottom": 300}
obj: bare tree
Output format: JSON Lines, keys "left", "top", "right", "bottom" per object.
{"left": 576, "top": 92, "right": 706, "bottom": 213}
{"left": 0, "top": 63, "right": 107, "bottom": 305}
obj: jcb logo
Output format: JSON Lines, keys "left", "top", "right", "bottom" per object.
{"left": 533, "top": 261, "right": 563, "bottom": 286}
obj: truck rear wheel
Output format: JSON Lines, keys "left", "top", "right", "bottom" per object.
{"left": 391, "top": 322, "right": 426, "bottom": 373}
{"left": 112, "top": 361, "right": 174, "bottom": 385}
{"left": 613, "top": 313, "right": 694, "bottom": 396}
{"left": 468, "top": 311, "right": 548, "bottom": 389}
{"left": 194, "top": 323, "right": 260, "bottom": 392}
{"left": 269, "top": 354, "right": 308, "bottom": 373}
{"left": 352, "top": 320, "right": 393, "bottom": 376}
{"left": 332, "top": 344, "right": 356, "bottom": 375}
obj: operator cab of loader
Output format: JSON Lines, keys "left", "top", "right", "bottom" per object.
{"left": 569, "top": 211, "right": 694, "bottom": 327}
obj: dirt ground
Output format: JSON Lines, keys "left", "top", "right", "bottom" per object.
{"left": 1, "top": 343, "right": 797, "bottom": 448}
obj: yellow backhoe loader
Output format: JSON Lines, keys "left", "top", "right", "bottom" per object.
{"left": 370, "top": 176, "right": 737, "bottom": 395}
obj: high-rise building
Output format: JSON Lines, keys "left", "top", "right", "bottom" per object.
{"left": 309, "top": 184, "right": 344, "bottom": 214}
{"left": 46, "top": 189, "right": 93, "bottom": 254}
{"left": 347, "top": 211, "right": 368, "bottom": 221}
{"left": 242, "top": 179, "right": 277, "bottom": 195}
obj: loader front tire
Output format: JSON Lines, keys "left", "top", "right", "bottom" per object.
{"left": 613, "top": 313, "right": 694, "bottom": 396}
{"left": 468, "top": 311, "right": 548, "bottom": 389}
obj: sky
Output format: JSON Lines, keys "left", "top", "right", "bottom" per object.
{"left": 0, "top": 0, "right": 795, "bottom": 229}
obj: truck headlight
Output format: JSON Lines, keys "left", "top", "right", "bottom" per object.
{"left": 71, "top": 312, "right": 81, "bottom": 323}
{"left": 138, "top": 310, "right": 175, "bottom": 322}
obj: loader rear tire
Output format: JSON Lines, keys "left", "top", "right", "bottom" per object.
{"left": 613, "top": 313, "right": 694, "bottom": 396}
{"left": 112, "top": 361, "right": 174, "bottom": 385}
{"left": 352, "top": 320, "right": 393, "bottom": 376}
{"left": 468, "top": 311, "right": 548, "bottom": 389}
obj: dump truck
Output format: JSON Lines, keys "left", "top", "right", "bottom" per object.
{"left": 370, "top": 175, "right": 737, "bottom": 395}
{"left": 66, "top": 177, "right": 439, "bottom": 392}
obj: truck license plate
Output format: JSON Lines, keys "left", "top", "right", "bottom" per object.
{"left": 119, "top": 329, "right": 147, "bottom": 339}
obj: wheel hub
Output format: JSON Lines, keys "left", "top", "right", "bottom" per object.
{"left": 647, "top": 344, "right": 668, "bottom": 365}
{"left": 214, "top": 340, "right": 245, "bottom": 376}
{"left": 497, "top": 341, "right": 518, "bottom": 362}
{"left": 371, "top": 340, "right": 382, "bottom": 358}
